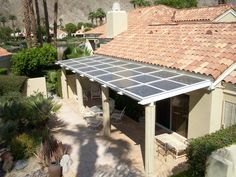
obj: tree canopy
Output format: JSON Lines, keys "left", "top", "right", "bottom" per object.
{"left": 154, "top": 0, "right": 197, "bottom": 9}
{"left": 130, "top": 0, "right": 152, "bottom": 8}
{"left": 64, "top": 23, "right": 77, "bottom": 36}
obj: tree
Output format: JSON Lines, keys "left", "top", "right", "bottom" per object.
{"left": 154, "top": 0, "right": 197, "bottom": 9}
{"left": 22, "top": 0, "right": 32, "bottom": 48}
{"left": 130, "top": 0, "right": 151, "bottom": 8}
{"left": 43, "top": 0, "right": 51, "bottom": 43}
{"left": 53, "top": 0, "right": 58, "bottom": 47}
{"left": 0, "top": 27, "right": 12, "bottom": 42}
{"left": 96, "top": 8, "right": 106, "bottom": 25}
{"left": 9, "top": 15, "right": 17, "bottom": 39}
{"left": 35, "top": 0, "right": 43, "bottom": 46}
{"left": 88, "top": 12, "right": 96, "bottom": 25}
{"left": 64, "top": 23, "right": 77, "bottom": 36}
{"left": 59, "top": 18, "right": 63, "bottom": 28}
{"left": 0, "top": 16, "right": 7, "bottom": 27}
{"left": 29, "top": 0, "right": 38, "bottom": 46}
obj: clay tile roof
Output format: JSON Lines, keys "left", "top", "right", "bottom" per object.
{"left": 224, "top": 70, "right": 236, "bottom": 84}
{"left": 0, "top": 48, "right": 11, "bottom": 57}
{"left": 174, "top": 4, "right": 235, "bottom": 22}
{"left": 85, "top": 24, "right": 105, "bottom": 35}
{"left": 95, "top": 23, "right": 236, "bottom": 81}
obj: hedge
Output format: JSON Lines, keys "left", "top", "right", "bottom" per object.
{"left": 0, "top": 75, "right": 28, "bottom": 95}
{"left": 0, "top": 67, "right": 8, "bottom": 75}
{"left": 186, "top": 124, "right": 236, "bottom": 177}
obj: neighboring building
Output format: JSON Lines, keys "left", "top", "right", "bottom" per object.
{"left": 58, "top": 4, "right": 236, "bottom": 176}
{"left": 57, "top": 29, "right": 68, "bottom": 39}
{"left": 0, "top": 48, "right": 12, "bottom": 71}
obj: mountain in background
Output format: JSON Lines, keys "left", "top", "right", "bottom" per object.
{"left": 0, "top": 0, "right": 235, "bottom": 29}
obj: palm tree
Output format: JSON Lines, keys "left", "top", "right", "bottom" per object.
{"left": 8, "top": 15, "right": 16, "bottom": 39}
{"left": 35, "top": 0, "right": 43, "bottom": 45}
{"left": 0, "top": 16, "right": 7, "bottom": 27}
{"left": 59, "top": 18, "right": 63, "bottom": 28}
{"left": 53, "top": 0, "right": 58, "bottom": 47}
{"left": 29, "top": 0, "right": 38, "bottom": 46}
{"left": 22, "top": 0, "right": 32, "bottom": 48}
{"left": 96, "top": 8, "right": 106, "bottom": 25}
{"left": 43, "top": 0, "right": 51, "bottom": 43}
{"left": 88, "top": 11, "right": 96, "bottom": 25}
{"left": 130, "top": 0, "right": 151, "bottom": 8}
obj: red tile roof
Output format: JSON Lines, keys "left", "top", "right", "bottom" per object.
{"left": 96, "top": 23, "right": 236, "bottom": 81}
{"left": 224, "top": 70, "right": 236, "bottom": 84}
{"left": 0, "top": 48, "right": 11, "bottom": 57}
{"left": 174, "top": 4, "right": 235, "bottom": 22}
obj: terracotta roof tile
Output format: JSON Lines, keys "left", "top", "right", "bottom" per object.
{"left": 224, "top": 70, "right": 236, "bottom": 84}
{"left": 0, "top": 48, "right": 11, "bottom": 57}
{"left": 96, "top": 23, "right": 236, "bottom": 81}
{"left": 174, "top": 4, "right": 234, "bottom": 22}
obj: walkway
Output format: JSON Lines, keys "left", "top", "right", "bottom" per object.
{"left": 51, "top": 99, "right": 187, "bottom": 177}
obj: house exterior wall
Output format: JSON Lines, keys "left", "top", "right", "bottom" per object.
{"left": 188, "top": 83, "right": 236, "bottom": 139}
{"left": 24, "top": 77, "right": 47, "bottom": 97}
{"left": 215, "top": 11, "right": 236, "bottom": 22}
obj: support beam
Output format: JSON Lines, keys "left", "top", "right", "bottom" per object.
{"left": 145, "top": 102, "right": 156, "bottom": 176}
{"left": 61, "top": 67, "right": 68, "bottom": 99}
{"left": 75, "top": 74, "right": 84, "bottom": 110}
{"left": 102, "top": 86, "right": 110, "bottom": 137}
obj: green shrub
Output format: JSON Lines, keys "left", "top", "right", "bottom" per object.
{"left": 27, "top": 93, "right": 61, "bottom": 126}
{"left": 187, "top": 125, "right": 236, "bottom": 177}
{"left": 0, "top": 120, "right": 18, "bottom": 143}
{"left": 56, "top": 71, "right": 62, "bottom": 97}
{"left": 0, "top": 75, "right": 27, "bottom": 96}
{"left": 46, "top": 70, "right": 58, "bottom": 94}
{"left": 171, "top": 170, "right": 192, "bottom": 177}
{"left": 12, "top": 44, "right": 57, "bottom": 77}
{"left": 63, "top": 45, "right": 91, "bottom": 59}
{"left": 10, "top": 133, "right": 40, "bottom": 160}
{"left": 154, "top": 0, "right": 197, "bottom": 8}
{"left": 0, "top": 67, "right": 8, "bottom": 75}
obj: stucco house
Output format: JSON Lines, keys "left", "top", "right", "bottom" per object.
{"left": 57, "top": 29, "right": 68, "bottom": 39}
{"left": 57, "top": 4, "right": 236, "bottom": 176}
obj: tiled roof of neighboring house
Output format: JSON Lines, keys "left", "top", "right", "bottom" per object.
{"left": 96, "top": 23, "right": 236, "bottom": 80}
{"left": 224, "top": 70, "right": 236, "bottom": 84}
{"left": 174, "top": 4, "right": 235, "bottom": 22}
{"left": 86, "top": 4, "right": 235, "bottom": 37}
{"left": 0, "top": 48, "right": 11, "bottom": 57}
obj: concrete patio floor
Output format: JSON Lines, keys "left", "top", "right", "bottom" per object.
{"left": 51, "top": 99, "right": 187, "bottom": 177}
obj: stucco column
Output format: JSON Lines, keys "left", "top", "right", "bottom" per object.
{"left": 61, "top": 67, "right": 68, "bottom": 99}
{"left": 145, "top": 102, "right": 156, "bottom": 176}
{"left": 102, "top": 86, "right": 110, "bottom": 136}
{"left": 75, "top": 73, "right": 84, "bottom": 110}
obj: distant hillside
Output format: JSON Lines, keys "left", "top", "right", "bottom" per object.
{"left": 0, "top": 0, "right": 133, "bottom": 29}
{"left": 0, "top": 0, "right": 235, "bottom": 29}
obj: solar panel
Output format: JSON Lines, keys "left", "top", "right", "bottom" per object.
{"left": 151, "top": 71, "right": 178, "bottom": 78}
{"left": 110, "top": 79, "right": 140, "bottom": 88}
{"left": 97, "top": 74, "right": 121, "bottom": 82}
{"left": 126, "top": 85, "right": 163, "bottom": 98}
{"left": 150, "top": 80, "right": 184, "bottom": 91}
{"left": 57, "top": 55, "right": 211, "bottom": 104}
{"left": 131, "top": 75, "right": 159, "bottom": 83}
{"left": 115, "top": 70, "right": 140, "bottom": 77}
{"left": 171, "top": 75, "right": 204, "bottom": 85}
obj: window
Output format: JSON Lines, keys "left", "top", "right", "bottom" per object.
{"left": 223, "top": 101, "right": 236, "bottom": 128}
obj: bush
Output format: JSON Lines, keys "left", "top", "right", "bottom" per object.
{"left": 63, "top": 45, "right": 91, "bottom": 59}
{"left": 154, "top": 0, "right": 197, "bottom": 8}
{"left": 0, "top": 67, "right": 8, "bottom": 75}
{"left": 10, "top": 133, "right": 40, "bottom": 160}
{"left": 186, "top": 125, "right": 236, "bottom": 177}
{"left": 0, "top": 75, "right": 27, "bottom": 96}
{"left": 12, "top": 44, "right": 57, "bottom": 77}
{"left": 0, "top": 121, "right": 18, "bottom": 143}
{"left": 46, "top": 70, "right": 58, "bottom": 94}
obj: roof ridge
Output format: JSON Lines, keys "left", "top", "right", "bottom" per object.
{"left": 175, "top": 4, "right": 233, "bottom": 11}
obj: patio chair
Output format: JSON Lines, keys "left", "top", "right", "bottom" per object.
{"left": 111, "top": 107, "right": 126, "bottom": 124}
{"left": 86, "top": 117, "right": 103, "bottom": 131}
{"left": 91, "top": 83, "right": 101, "bottom": 99}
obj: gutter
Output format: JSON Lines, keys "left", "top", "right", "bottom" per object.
{"left": 210, "top": 63, "right": 236, "bottom": 90}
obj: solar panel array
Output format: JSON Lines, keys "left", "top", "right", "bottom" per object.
{"left": 57, "top": 55, "right": 210, "bottom": 102}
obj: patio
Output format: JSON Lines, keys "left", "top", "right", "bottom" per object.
{"left": 51, "top": 98, "right": 187, "bottom": 177}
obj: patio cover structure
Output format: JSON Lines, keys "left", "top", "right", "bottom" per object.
{"left": 57, "top": 55, "right": 212, "bottom": 176}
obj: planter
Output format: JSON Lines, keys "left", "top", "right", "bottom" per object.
{"left": 48, "top": 162, "right": 62, "bottom": 177}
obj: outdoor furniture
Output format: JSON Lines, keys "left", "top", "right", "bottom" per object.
{"left": 155, "top": 133, "right": 188, "bottom": 159}
{"left": 91, "top": 83, "right": 101, "bottom": 99}
{"left": 86, "top": 117, "right": 103, "bottom": 131}
{"left": 111, "top": 107, "right": 126, "bottom": 124}
{"left": 90, "top": 105, "right": 103, "bottom": 117}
